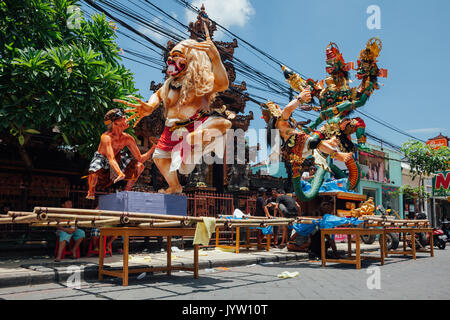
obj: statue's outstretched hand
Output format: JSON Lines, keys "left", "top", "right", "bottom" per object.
{"left": 297, "top": 88, "right": 312, "bottom": 104}
{"left": 113, "top": 96, "right": 153, "bottom": 127}
{"left": 186, "top": 40, "right": 221, "bottom": 62}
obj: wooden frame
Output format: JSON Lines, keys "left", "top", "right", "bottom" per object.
{"left": 98, "top": 227, "right": 199, "bottom": 286}
{"left": 215, "top": 226, "right": 271, "bottom": 253}
{"left": 321, "top": 228, "right": 385, "bottom": 269}
{"left": 382, "top": 227, "right": 434, "bottom": 260}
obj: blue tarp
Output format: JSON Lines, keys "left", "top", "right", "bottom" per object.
{"left": 290, "top": 222, "right": 318, "bottom": 236}
{"left": 289, "top": 214, "right": 364, "bottom": 237}
{"left": 257, "top": 225, "right": 273, "bottom": 235}
{"left": 318, "top": 214, "right": 364, "bottom": 229}
{"left": 300, "top": 178, "right": 356, "bottom": 193}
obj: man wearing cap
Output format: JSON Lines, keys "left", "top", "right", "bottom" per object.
{"left": 86, "top": 108, "right": 157, "bottom": 199}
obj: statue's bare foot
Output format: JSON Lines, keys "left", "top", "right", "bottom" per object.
{"left": 159, "top": 186, "right": 183, "bottom": 194}
{"left": 114, "top": 173, "right": 126, "bottom": 184}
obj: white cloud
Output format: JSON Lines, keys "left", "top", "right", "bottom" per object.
{"left": 186, "top": 0, "right": 255, "bottom": 39}
{"left": 406, "top": 128, "right": 447, "bottom": 134}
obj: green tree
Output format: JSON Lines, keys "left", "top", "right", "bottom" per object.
{"left": 400, "top": 140, "right": 450, "bottom": 211}
{"left": 0, "top": 0, "right": 139, "bottom": 163}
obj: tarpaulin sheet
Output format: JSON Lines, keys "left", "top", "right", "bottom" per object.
{"left": 289, "top": 214, "right": 363, "bottom": 237}
{"left": 257, "top": 225, "right": 273, "bottom": 235}
{"left": 318, "top": 214, "right": 364, "bottom": 229}
{"left": 300, "top": 178, "right": 356, "bottom": 193}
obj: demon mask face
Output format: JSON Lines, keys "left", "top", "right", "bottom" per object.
{"left": 166, "top": 49, "right": 187, "bottom": 78}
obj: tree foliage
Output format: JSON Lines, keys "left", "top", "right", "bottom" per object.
{"left": 0, "top": 0, "right": 139, "bottom": 156}
{"left": 401, "top": 140, "right": 450, "bottom": 180}
{"left": 400, "top": 139, "right": 450, "bottom": 210}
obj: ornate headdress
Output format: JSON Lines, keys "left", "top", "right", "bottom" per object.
{"left": 104, "top": 108, "right": 125, "bottom": 126}
{"left": 325, "top": 42, "right": 353, "bottom": 76}
{"left": 356, "top": 37, "right": 387, "bottom": 81}
{"left": 261, "top": 101, "right": 282, "bottom": 120}
{"left": 358, "top": 37, "right": 382, "bottom": 62}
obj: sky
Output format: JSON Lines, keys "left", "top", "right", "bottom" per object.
{"left": 82, "top": 0, "right": 450, "bottom": 150}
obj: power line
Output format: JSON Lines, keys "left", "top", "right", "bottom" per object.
{"left": 84, "top": 0, "right": 420, "bottom": 149}
{"left": 356, "top": 109, "right": 425, "bottom": 143}
{"left": 83, "top": 0, "right": 169, "bottom": 52}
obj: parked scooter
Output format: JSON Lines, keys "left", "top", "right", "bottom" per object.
{"left": 406, "top": 227, "right": 447, "bottom": 250}
{"left": 404, "top": 213, "right": 446, "bottom": 250}
{"left": 431, "top": 227, "right": 447, "bottom": 249}
{"left": 440, "top": 219, "right": 450, "bottom": 241}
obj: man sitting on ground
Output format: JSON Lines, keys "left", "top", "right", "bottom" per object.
{"left": 287, "top": 229, "right": 311, "bottom": 252}
{"left": 308, "top": 201, "right": 341, "bottom": 260}
{"left": 55, "top": 198, "right": 85, "bottom": 262}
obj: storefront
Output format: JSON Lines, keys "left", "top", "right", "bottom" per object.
{"left": 357, "top": 143, "right": 404, "bottom": 217}
{"left": 431, "top": 170, "right": 450, "bottom": 225}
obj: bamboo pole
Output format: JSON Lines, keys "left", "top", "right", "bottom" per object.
{"left": 76, "top": 218, "right": 120, "bottom": 227}
{"left": 8, "top": 211, "right": 48, "bottom": 221}
{"left": 7, "top": 211, "right": 34, "bottom": 216}
{"left": 138, "top": 221, "right": 183, "bottom": 228}
{"left": 31, "top": 218, "right": 120, "bottom": 227}
{"left": 33, "top": 207, "right": 196, "bottom": 222}
{"left": 44, "top": 213, "right": 173, "bottom": 224}
{"left": 360, "top": 215, "right": 429, "bottom": 225}
{"left": 12, "top": 215, "right": 38, "bottom": 222}
{"left": 33, "top": 207, "right": 294, "bottom": 224}
{"left": 0, "top": 217, "right": 13, "bottom": 224}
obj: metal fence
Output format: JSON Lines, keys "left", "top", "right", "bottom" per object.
{"left": 0, "top": 186, "right": 259, "bottom": 247}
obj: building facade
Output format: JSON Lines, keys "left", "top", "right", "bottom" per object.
{"left": 356, "top": 143, "right": 404, "bottom": 217}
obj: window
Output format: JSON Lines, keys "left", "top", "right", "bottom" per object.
{"left": 363, "top": 188, "right": 377, "bottom": 205}
{"left": 382, "top": 189, "right": 400, "bottom": 214}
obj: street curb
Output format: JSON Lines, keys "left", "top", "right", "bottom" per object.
{"left": 0, "top": 248, "right": 378, "bottom": 288}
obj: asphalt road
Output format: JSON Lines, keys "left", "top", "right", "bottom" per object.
{"left": 0, "top": 247, "right": 449, "bottom": 301}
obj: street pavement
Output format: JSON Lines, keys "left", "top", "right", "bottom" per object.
{"left": 0, "top": 244, "right": 448, "bottom": 300}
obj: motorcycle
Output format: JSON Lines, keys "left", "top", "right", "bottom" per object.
{"left": 406, "top": 228, "right": 447, "bottom": 250}
{"left": 440, "top": 220, "right": 450, "bottom": 241}
{"left": 360, "top": 205, "right": 399, "bottom": 250}
{"left": 403, "top": 213, "right": 447, "bottom": 250}
{"left": 432, "top": 228, "right": 447, "bottom": 249}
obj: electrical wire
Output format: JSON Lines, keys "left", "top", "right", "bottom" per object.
{"left": 83, "top": 0, "right": 422, "bottom": 148}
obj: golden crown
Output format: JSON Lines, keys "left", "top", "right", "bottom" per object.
{"left": 359, "top": 37, "right": 382, "bottom": 61}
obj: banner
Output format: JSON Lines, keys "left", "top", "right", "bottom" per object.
{"left": 426, "top": 138, "right": 448, "bottom": 150}
{"left": 432, "top": 171, "right": 450, "bottom": 197}
{"left": 359, "top": 150, "right": 390, "bottom": 183}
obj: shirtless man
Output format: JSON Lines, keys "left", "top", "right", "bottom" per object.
{"left": 114, "top": 38, "right": 231, "bottom": 194}
{"left": 86, "top": 108, "right": 156, "bottom": 199}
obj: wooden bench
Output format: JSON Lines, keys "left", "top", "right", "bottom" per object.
{"left": 214, "top": 226, "right": 271, "bottom": 253}
{"left": 98, "top": 227, "right": 199, "bottom": 286}
{"left": 320, "top": 227, "right": 385, "bottom": 269}
{"left": 382, "top": 227, "right": 434, "bottom": 259}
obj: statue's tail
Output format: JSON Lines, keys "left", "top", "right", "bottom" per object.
{"left": 292, "top": 166, "right": 326, "bottom": 202}
{"left": 344, "top": 157, "right": 361, "bottom": 190}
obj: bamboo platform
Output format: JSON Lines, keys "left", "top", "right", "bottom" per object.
{"left": 2, "top": 207, "right": 299, "bottom": 230}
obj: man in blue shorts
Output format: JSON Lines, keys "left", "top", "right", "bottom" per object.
{"left": 55, "top": 198, "right": 85, "bottom": 262}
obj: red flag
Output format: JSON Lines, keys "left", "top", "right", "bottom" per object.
{"left": 344, "top": 62, "right": 354, "bottom": 71}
